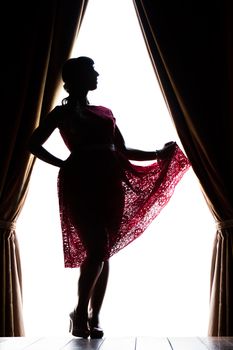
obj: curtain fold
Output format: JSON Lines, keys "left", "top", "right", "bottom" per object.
{"left": 208, "top": 224, "right": 233, "bottom": 335}
{"left": 1, "top": 0, "right": 89, "bottom": 336}
{"left": 133, "top": 0, "right": 233, "bottom": 335}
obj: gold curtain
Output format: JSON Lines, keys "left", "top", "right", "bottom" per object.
{"left": 1, "top": 0, "right": 89, "bottom": 336}
{"left": 133, "top": 0, "right": 233, "bottom": 335}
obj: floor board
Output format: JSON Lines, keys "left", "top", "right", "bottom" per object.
{"left": 1, "top": 337, "right": 233, "bottom": 349}
{"left": 200, "top": 337, "right": 233, "bottom": 349}
{"left": 136, "top": 337, "right": 172, "bottom": 350}
{"left": 169, "top": 337, "right": 208, "bottom": 350}
{"left": 0, "top": 337, "right": 44, "bottom": 350}
{"left": 96, "top": 337, "right": 136, "bottom": 350}
{"left": 62, "top": 338, "right": 104, "bottom": 350}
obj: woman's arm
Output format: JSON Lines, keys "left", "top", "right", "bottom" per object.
{"left": 114, "top": 125, "right": 176, "bottom": 161}
{"left": 123, "top": 147, "right": 157, "bottom": 161}
{"left": 28, "top": 109, "right": 65, "bottom": 168}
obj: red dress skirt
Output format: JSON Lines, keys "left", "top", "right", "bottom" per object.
{"left": 57, "top": 105, "right": 190, "bottom": 268}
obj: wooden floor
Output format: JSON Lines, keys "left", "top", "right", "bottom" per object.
{"left": 1, "top": 337, "right": 233, "bottom": 349}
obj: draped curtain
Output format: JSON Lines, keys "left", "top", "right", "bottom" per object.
{"left": 133, "top": 0, "right": 233, "bottom": 336}
{"left": 1, "top": 0, "right": 232, "bottom": 338}
{"left": 1, "top": 0, "right": 89, "bottom": 336}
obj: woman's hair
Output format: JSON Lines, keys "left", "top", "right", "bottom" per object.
{"left": 62, "top": 56, "right": 94, "bottom": 93}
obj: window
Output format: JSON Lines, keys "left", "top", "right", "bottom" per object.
{"left": 18, "top": 0, "right": 215, "bottom": 336}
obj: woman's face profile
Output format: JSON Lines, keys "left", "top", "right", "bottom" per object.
{"left": 84, "top": 64, "right": 99, "bottom": 91}
{"left": 77, "top": 63, "right": 99, "bottom": 92}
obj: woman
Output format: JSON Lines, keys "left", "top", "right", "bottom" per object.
{"left": 29, "top": 56, "right": 190, "bottom": 338}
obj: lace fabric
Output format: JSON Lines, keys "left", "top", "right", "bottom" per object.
{"left": 57, "top": 106, "right": 191, "bottom": 268}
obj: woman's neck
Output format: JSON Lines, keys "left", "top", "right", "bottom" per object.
{"left": 68, "top": 93, "right": 89, "bottom": 107}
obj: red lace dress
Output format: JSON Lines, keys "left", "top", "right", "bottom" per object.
{"left": 57, "top": 105, "right": 190, "bottom": 268}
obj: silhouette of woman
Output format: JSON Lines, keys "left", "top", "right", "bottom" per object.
{"left": 29, "top": 56, "right": 190, "bottom": 338}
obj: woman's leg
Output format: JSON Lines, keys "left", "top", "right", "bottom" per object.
{"left": 74, "top": 224, "right": 109, "bottom": 327}
{"left": 88, "top": 260, "right": 109, "bottom": 327}
{"left": 74, "top": 257, "right": 104, "bottom": 329}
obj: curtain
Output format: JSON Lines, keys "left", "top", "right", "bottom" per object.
{"left": 1, "top": 0, "right": 89, "bottom": 336}
{"left": 133, "top": 0, "right": 233, "bottom": 336}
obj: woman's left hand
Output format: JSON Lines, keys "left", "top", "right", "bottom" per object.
{"left": 156, "top": 141, "right": 176, "bottom": 160}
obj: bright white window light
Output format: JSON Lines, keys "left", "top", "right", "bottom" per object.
{"left": 18, "top": 0, "right": 215, "bottom": 337}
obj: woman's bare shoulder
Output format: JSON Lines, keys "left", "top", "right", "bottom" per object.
{"left": 48, "top": 105, "right": 66, "bottom": 117}
{"left": 42, "top": 105, "right": 67, "bottom": 124}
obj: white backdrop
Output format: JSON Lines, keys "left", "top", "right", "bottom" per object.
{"left": 17, "top": 0, "right": 216, "bottom": 337}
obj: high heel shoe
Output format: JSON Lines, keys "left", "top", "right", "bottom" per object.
{"left": 69, "top": 311, "right": 90, "bottom": 338}
{"left": 88, "top": 318, "right": 104, "bottom": 339}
